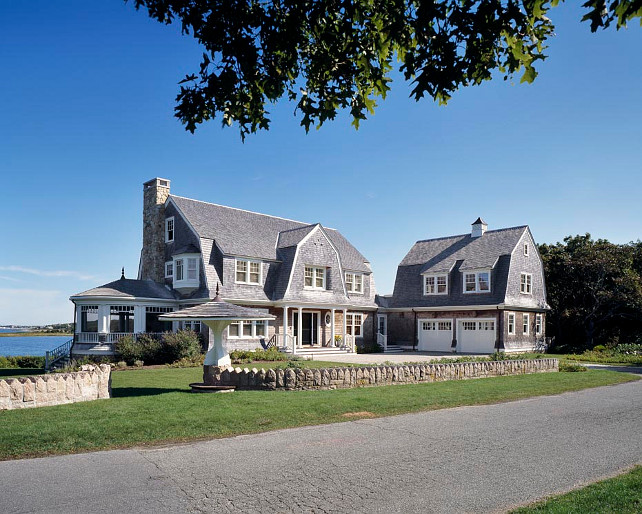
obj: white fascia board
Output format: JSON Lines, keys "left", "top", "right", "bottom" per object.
{"left": 503, "top": 304, "right": 550, "bottom": 312}
{"left": 273, "top": 301, "right": 378, "bottom": 311}
{"left": 69, "top": 296, "right": 178, "bottom": 303}
{"left": 380, "top": 304, "right": 505, "bottom": 312}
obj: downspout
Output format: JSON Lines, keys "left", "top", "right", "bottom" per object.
{"left": 495, "top": 306, "right": 504, "bottom": 352}
{"left": 412, "top": 308, "right": 417, "bottom": 351}
{"left": 71, "top": 302, "right": 77, "bottom": 357}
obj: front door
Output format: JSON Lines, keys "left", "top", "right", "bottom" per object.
{"left": 377, "top": 315, "right": 387, "bottom": 336}
{"left": 294, "top": 312, "right": 319, "bottom": 345}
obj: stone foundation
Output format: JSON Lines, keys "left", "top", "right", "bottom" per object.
{"left": 0, "top": 364, "right": 111, "bottom": 410}
{"left": 203, "top": 359, "right": 558, "bottom": 391}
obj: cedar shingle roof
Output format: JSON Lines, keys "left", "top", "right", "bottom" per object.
{"left": 71, "top": 278, "right": 177, "bottom": 300}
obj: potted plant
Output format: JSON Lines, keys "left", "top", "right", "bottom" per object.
{"left": 334, "top": 334, "right": 343, "bottom": 348}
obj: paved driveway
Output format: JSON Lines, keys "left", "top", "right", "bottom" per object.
{"left": 2, "top": 380, "right": 641, "bottom": 513}
{"left": 307, "top": 351, "right": 485, "bottom": 364}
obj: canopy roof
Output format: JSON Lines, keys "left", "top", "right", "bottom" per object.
{"left": 159, "top": 294, "right": 276, "bottom": 322}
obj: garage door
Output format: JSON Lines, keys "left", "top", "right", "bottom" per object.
{"left": 418, "top": 320, "right": 453, "bottom": 352}
{"left": 458, "top": 319, "right": 496, "bottom": 354}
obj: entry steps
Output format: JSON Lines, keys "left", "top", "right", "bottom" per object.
{"left": 282, "top": 346, "right": 353, "bottom": 356}
{"left": 383, "top": 344, "right": 405, "bottom": 354}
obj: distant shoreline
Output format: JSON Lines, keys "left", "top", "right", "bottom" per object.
{"left": 0, "top": 332, "right": 73, "bottom": 338}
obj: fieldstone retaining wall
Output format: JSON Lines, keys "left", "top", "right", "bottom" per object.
{"left": 0, "top": 364, "right": 111, "bottom": 410}
{"left": 203, "top": 359, "right": 558, "bottom": 391}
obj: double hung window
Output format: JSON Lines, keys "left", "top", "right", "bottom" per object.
{"left": 463, "top": 271, "right": 491, "bottom": 293}
{"left": 424, "top": 274, "right": 448, "bottom": 295}
{"left": 165, "top": 217, "right": 174, "bottom": 242}
{"left": 345, "top": 272, "right": 363, "bottom": 293}
{"left": 345, "top": 313, "right": 363, "bottom": 336}
{"left": 235, "top": 259, "right": 261, "bottom": 284}
{"left": 520, "top": 273, "right": 532, "bottom": 294}
{"left": 305, "top": 266, "right": 326, "bottom": 289}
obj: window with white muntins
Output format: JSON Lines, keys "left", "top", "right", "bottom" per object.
{"left": 175, "top": 258, "right": 184, "bottom": 281}
{"left": 524, "top": 243, "right": 529, "bottom": 256}
{"left": 508, "top": 313, "right": 515, "bottom": 335}
{"left": 235, "top": 259, "right": 261, "bottom": 284}
{"left": 165, "top": 217, "right": 174, "bottom": 243}
{"left": 165, "top": 262, "right": 173, "bottom": 278}
{"left": 523, "top": 313, "right": 530, "bottom": 335}
{"left": 520, "top": 273, "right": 532, "bottom": 294}
{"left": 305, "top": 266, "right": 326, "bottom": 289}
{"left": 345, "top": 272, "right": 363, "bottom": 293}
{"left": 346, "top": 313, "right": 363, "bottom": 336}
{"left": 228, "top": 320, "right": 267, "bottom": 338}
{"left": 424, "top": 274, "right": 448, "bottom": 295}
{"left": 536, "top": 314, "right": 542, "bottom": 335}
{"left": 463, "top": 271, "right": 491, "bottom": 293}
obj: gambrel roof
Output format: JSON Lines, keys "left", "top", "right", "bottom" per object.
{"left": 170, "top": 195, "right": 370, "bottom": 272}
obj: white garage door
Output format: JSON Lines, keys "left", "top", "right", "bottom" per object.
{"left": 458, "top": 319, "right": 496, "bottom": 354}
{"left": 419, "top": 320, "right": 453, "bottom": 352}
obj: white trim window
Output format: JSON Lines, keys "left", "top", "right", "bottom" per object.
{"left": 228, "top": 320, "right": 267, "bottom": 338}
{"left": 165, "top": 261, "right": 173, "bottom": 279}
{"left": 187, "top": 258, "right": 198, "bottom": 280}
{"left": 508, "top": 313, "right": 515, "bottom": 335}
{"left": 183, "top": 320, "right": 201, "bottom": 333}
{"left": 462, "top": 321, "right": 477, "bottom": 331}
{"left": 524, "top": 243, "right": 529, "bottom": 256}
{"left": 175, "top": 258, "right": 184, "bottom": 281}
{"left": 165, "top": 217, "right": 174, "bottom": 243}
{"left": 463, "top": 271, "right": 491, "bottom": 293}
{"left": 536, "top": 314, "right": 543, "bottom": 335}
{"left": 235, "top": 259, "right": 262, "bottom": 285}
{"left": 520, "top": 273, "right": 532, "bottom": 294}
{"left": 345, "top": 272, "right": 364, "bottom": 293}
{"left": 424, "top": 274, "right": 448, "bottom": 295}
{"left": 523, "top": 313, "right": 530, "bottom": 335}
{"left": 345, "top": 313, "right": 363, "bottom": 337}
{"left": 304, "top": 266, "right": 326, "bottom": 290}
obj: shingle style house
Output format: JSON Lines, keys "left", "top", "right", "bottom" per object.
{"left": 70, "top": 179, "right": 548, "bottom": 357}
{"left": 382, "top": 218, "right": 549, "bottom": 353}
{"left": 71, "top": 178, "right": 378, "bottom": 357}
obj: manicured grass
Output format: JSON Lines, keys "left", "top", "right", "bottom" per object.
{"left": 230, "top": 359, "right": 362, "bottom": 369}
{"left": 512, "top": 466, "right": 642, "bottom": 513}
{"left": 0, "top": 368, "right": 636, "bottom": 461}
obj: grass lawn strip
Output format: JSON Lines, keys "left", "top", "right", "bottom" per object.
{"left": 512, "top": 465, "right": 642, "bottom": 513}
{"left": 0, "top": 368, "right": 636, "bottom": 461}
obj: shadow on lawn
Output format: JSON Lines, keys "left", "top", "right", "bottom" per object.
{"left": 0, "top": 368, "right": 43, "bottom": 378}
{"left": 112, "top": 387, "right": 190, "bottom": 398}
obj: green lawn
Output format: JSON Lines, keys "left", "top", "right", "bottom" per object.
{"left": 513, "top": 466, "right": 642, "bottom": 513}
{"left": 556, "top": 353, "right": 642, "bottom": 367}
{"left": 0, "top": 367, "right": 636, "bottom": 461}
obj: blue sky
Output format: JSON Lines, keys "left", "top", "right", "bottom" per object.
{"left": 1, "top": 1, "right": 641, "bottom": 325}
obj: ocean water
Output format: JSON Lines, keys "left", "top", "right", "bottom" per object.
{"left": 0, "top": 330, "right": 71, "bottom": 356}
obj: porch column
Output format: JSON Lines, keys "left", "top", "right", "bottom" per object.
{"left": 342, "top": 308, "right": 348, "bottom": 349}
{"left": 331, "top": 308, "right": 336, "bottom": 347}
{"left": 283, "top": 305, "right": 289, "bottom": 352}
{"left": 297, "top": 307, "right": 303, "bottom": 348}
{"left": 134, "top": 305, "right": 146, "bottom": 334}
{"left": 98, "top": 305, "right": 110, "bottom": 334}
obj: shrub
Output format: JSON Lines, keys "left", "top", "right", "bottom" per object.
{"left": 614, "top": 343, "right": 642, "bottom": 356}
{"left": 166, "top": 354, "right": 205, "bottom": 368}
{"left": 162, "top": 330, "right": 202, "bottom": 363}
{"left": 356, "top": 342, "right": 383, "bottom": 354}
{"left": 0, "top": 355, "right": 45, "bottom": 369}
{"left": 230, "top": 347, "right": 290, "bottom": 363}
{"left": 592, "top": 344, "right": 608, "bottom": 353}
{"left": 559, "top": 362, "right": 587, "bottom": 372}
{"left": 115, "top": 334, "right": 162, "bottom": 365}
{"left": 134, "top": 360, "right": 144, "bottom": 368}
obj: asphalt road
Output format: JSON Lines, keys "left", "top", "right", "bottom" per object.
{"left": 2, "top": 379, "right": 641, "bottom": 514}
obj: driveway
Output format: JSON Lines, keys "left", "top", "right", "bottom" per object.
{"left": 308, "top": 351, "right": 486, "bottom": 364}
{"left": 2, "top": 380, "right": 641, "bottom": 513}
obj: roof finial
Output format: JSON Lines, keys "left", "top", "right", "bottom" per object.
{"left": 121, "top": 267, "right": 125, "bottom": 279}
{"left": 216, "top": 282, "right": 220, "bottom": 296}
{"left": 212, "top": 282, "right": 224, "bottom": 302}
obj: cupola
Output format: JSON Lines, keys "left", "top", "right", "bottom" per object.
{"left": 471, "top": 217, "right": 488, "bottom": 238}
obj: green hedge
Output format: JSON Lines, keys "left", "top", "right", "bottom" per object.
{"left": 115, "top": 331, "right": 202, "bottom": 365}
{"left": 0, "top": 355, "right": 46, "bottom": 369}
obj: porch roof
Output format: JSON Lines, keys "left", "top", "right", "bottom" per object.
{"left": 71, "top": 278, "right": 178, "bottom": 301}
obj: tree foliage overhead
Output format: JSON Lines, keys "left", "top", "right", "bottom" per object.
{"left": 130, "top": 0, "right": 642, "bottom": 138}
{"left": 539, "top": 235, "right": 642, "bottom": 351}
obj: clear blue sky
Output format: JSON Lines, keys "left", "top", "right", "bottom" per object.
{"left": 1, "top": 1, "right": 640, "bottom": 324}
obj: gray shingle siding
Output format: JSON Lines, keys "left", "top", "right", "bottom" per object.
{"left": 504, "top": 230, "right": 549, "bottom": 310}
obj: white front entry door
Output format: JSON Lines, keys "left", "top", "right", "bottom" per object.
{"left": 418, "top": 319, "right": 453, "bottom": 352}
{"left": 457, "top": 319, "right": 496, "bottom": 353}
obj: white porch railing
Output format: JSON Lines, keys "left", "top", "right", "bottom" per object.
{"left": 75, "top": 332, "right": 165, "bottom": 344}
{"left": 343, "top": 334, "right": 355, "bottom": 353}
{"left": 377, "top": 333, "right": 388, "bottom": 352}
{"left": 271, "top": 333, "right": 298, "bottom": 351}
{"left": 76, "top": 332, "right": 100, "bottom": 343}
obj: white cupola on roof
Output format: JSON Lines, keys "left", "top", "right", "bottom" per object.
{"left": 471, "top": 217, "right": 488, "bottom": 238}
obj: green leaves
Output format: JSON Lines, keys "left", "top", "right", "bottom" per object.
{"left": 128, "top": 0, "right": 641, "bottom": 138}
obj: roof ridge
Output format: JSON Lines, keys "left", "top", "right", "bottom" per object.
{"left": 278, "top": 223, "right": 318, "bottom": 235}
{"left": 170, "top": 194, "right": 311, "bottom": 226}
{"left": 414, "top": 225, "right": 527, "bottom": 244}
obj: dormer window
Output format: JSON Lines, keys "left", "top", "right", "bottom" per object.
{"left": 345, "top": 272, "right": 363, "bottom": 293}
{"left": 463, "top": 271, "right": 491, "bottom": 293}
{"left": 235, "top": 259, "right": 261, "bottom": 284}
{"left": 165, "top": 217, "right": 174, "bottom": 243}
{"left": 173, "top": 253, "right": 200, "bottom": 292}
{"left": 520, "top": 273, "right": 532, "bottom": 294}
{"left": 305, "top": 266, "right": 326, "bottom": 290}
{"left": 424, "top": 274, "right": 448, "bottom": 295}
{"left": 524, "top": 243, "right": 529, "bottom": 256}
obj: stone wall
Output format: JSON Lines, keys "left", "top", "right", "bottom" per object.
{"left": 0, "top": 364, "right": 111, "bottom": 410}
{"left": 203, "top": 358, "right": 558, "bottom": 391}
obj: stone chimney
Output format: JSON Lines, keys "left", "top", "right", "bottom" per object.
{"left": 471, "top": 217, "right": 487, "bottom": 238}
{"left": 140, "top": 178, "right": 171, "bottom": 282}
